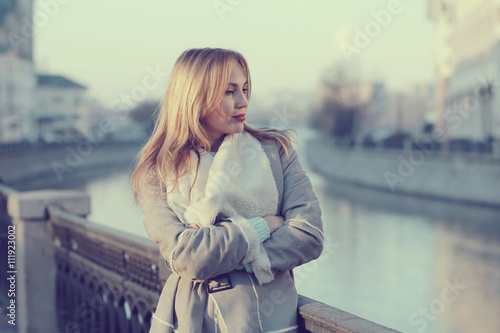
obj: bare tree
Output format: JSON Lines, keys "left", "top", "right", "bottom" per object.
{"left": 314, "top": 64, "right": 364, "bottom": 142}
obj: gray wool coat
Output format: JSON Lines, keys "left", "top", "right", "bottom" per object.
{"left": 140, "top": 137, "right": 324, "bottom": 333}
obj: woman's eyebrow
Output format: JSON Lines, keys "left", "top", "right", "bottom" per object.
{"left": 227, "top": 81, "right": 248, "bottom": 87}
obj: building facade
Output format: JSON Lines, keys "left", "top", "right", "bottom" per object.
{"left": 429, "top": 0, "right": 500, "bottom": 141}
{"left": 35, "top": 74, "right": 89, "bottom": 142}
{"left": 0, "top": 0, "right": 36, "bottom": 143}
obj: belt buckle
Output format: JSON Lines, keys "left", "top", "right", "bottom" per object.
{"left": 206, "top": 273, "right": 233, "bottom": 293}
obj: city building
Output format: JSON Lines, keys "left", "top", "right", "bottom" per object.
{"left": 35, "top": 74, "right": 89, "bottom": 142}
{"left": 429, "top": 0, "right": 499, "bottom": 142}
{"left": 399, "top": 83, "right": 435, "bottom": 137}
{"left": 0, "top": 0, "right": 36, "bottom": 143}
{"left": 1, "top": 1, "right": 95, "bottom": 143}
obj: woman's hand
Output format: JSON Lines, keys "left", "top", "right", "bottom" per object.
{"left": 187, "top": 223, "right": 200, "bottom": 229}
{"left": 262, "top": 215, "right": 285, "bottom": 234}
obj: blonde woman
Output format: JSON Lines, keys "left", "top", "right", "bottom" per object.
{"left": 132, "top": 48, "right": 323, "bottom": 333}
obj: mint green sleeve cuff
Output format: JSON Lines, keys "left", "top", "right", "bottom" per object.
{"left": 248, "top": 217, "right": 270, "bottom": 243}
{"left": 234, "top": 263, "right": 254, "bottom": 273}
{"left": 244, "top": 263, "right": 253, "bottom": 273}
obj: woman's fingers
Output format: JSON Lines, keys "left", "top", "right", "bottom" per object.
{"left": 187, "top": 223, "right": 200, "bottom": 229}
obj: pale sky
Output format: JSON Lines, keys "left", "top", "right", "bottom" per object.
{"left": 34, "top": 0, "right": 435, "bottom": 108}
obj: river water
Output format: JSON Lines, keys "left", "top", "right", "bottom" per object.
{"left": 24, "top": 125, "right": 500, "bottom": 333}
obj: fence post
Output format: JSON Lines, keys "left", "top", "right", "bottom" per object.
{"left": 6, "top": 189, "right": 90, "bottom": 333}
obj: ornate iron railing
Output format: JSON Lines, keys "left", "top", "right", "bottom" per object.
{"left": 46, "top": 205, "right": 400, "bottom": 333}
{"left": 0, "top": 184, "right": 400, "bottom": 333}
{"left": 48, "top": 205, "right": 165, "bottom": 333}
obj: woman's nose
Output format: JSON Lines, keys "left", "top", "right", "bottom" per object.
{"left": 236, "top": 91, "right": 248, "bottom": 109}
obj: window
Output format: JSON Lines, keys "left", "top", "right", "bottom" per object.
{"left": 52, "top": 96, "right": 63, "bottom": 104}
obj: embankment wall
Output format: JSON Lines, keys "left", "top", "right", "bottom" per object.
{"left": 307, "top": 137, "right": 500, "bottom": 208}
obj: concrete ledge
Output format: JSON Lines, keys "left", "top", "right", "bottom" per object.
{"left": 7, "top": 190, "right": 90, "bottom": 220}
{"left": 298, "top": 295, "right": 400, "bottom": 333}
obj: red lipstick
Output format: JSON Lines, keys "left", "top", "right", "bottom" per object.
{"left": 232, "top": 113, "right": 246, "bottom": 122}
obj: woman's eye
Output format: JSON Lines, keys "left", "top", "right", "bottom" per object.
{"left": 225, "top": 90, "right": 234, "bottom": 95}
{"left": 242, "top": 88, "right": 248, "bottom": 93}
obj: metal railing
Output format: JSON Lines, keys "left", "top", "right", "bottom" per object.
{"left": 0, "top": 184, "right": 400, "bottom": 333}
{"left": 327, "top": 135, "right": 500, "bottom": 160}
{"left": 48, "top": 205, "right": 163, "bottom": 333}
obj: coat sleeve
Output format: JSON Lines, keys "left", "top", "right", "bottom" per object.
{"left": 262, "top": 142, "right": 324, "bottom": 273}
{"left": 140, "top": 171, "right": 253, "bottom": 281}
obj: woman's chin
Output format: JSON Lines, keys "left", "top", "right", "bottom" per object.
{"left": 230, "top": 124, "right": 245, "bottom": 134}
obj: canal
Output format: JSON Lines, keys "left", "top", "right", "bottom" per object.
{"left": 14, "top": 126, "right": 500, "bottom": 333}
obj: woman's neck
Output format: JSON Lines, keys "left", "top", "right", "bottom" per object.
{"left": 209, "top": 134, "right": 225, "bottom": 152}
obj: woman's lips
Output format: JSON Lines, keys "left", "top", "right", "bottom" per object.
{"left": 232, "top": 114, "right": 245, "bottom": 121}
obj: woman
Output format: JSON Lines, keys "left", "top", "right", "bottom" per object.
{"left": 132, "top": 48, "right": 323, "bottom": 333}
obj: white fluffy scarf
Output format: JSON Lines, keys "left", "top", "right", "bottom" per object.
{"left": 167, "top": 131, "right": 278, "bottom": 285}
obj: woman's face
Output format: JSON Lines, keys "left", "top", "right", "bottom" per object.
{"left": 204, "top": 63, "right": 249, "bottom": 149}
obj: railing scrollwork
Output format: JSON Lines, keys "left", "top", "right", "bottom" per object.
{"left": 48, "top": 205, "right": 166, "bottom": 333}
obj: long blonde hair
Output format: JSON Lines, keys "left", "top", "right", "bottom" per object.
{"left": 131, "top": 48, "right": 295, "bottom": 204}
